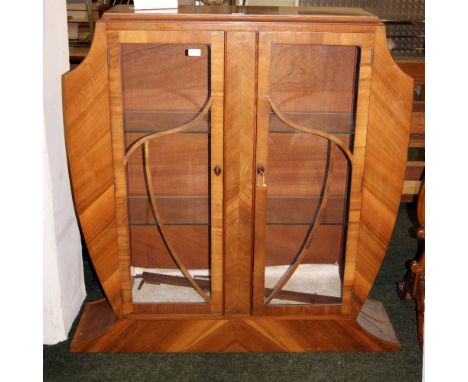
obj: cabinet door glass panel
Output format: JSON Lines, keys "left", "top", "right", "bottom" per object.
{"left": 264, "top": 44, "right": 358, "bottom": 305}
{"left": 121, "top": 43, "right": 212, "bottom": 304}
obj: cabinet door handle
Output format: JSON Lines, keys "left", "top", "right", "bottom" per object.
{"left": 257, "top": 164, "right": 267, "bottom": 188}
{"left": 214, "top": 165, "right": 222, "bottom": 176}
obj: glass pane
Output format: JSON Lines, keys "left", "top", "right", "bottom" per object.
{"left": 121, "top": 43, "right": 212, "bottom": 304}
{"left": 264, "top": 44, "right": 359, "bottom": 305}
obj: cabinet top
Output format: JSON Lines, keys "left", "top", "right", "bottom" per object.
{"left": 103, "top": 5, "right": 379, "bottom": 24}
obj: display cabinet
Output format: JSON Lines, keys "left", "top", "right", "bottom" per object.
{"left": 63, "top": 5, "right": 413, "bottom": 352}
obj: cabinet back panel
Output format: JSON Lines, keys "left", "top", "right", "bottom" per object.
{"left": 130, "top": 226, "right": 209, "bottom": 269}
{"left": 121, "top": 44, "right": 210, "bottom": 112}
{"left": 125, "top": 133, "right": 209, "bottom": 196}
{"left": 128, "top": 197, "right": 208, "bottom": 225}
{"left": 266, "top": 225, "right": 343, "bottom": 266}
{"left": 268, "top": 133, "right": 350, "bottom": 196}
{"left": 270, "top": 44, "right": 358, "bottom": 113}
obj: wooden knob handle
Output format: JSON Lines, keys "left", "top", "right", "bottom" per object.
{"left": 214, "top": 165, "right": 222, "bottom": 176}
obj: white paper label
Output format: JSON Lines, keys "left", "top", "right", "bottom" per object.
{"left": 187, "top": 49, "right": 202, "bottom": 57}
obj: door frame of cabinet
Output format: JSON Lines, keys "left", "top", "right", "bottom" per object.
{"left": 253, "top": 31, "right": 375, "bottom": 317}
{"left": 106, "top": 30, "right": 225, "bottom": 315}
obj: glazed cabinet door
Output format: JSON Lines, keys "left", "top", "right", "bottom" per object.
{"left": 107, "top": 31, "right": 224, "bottom": 315}
{"left": 253, "top": 31, "right": 374, "bottom": 316}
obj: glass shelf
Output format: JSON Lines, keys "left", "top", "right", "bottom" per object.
{"left": 128, "top": 196, "right": 209, "bottom": 226}
{"left": 269, "top": 111, "right": 355, "bottom": 135}
{"left": 267, "top": 196, "right": 346, "bottom": 225}
{"left": 128, "top": 196, "right": 347, "bottom": 226}
{"left": 124, "top": 111, "right": 210, "bottom": 134}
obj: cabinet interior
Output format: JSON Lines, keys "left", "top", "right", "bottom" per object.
{"left": 119, "top": 40, "right": 360, "bottom": 307}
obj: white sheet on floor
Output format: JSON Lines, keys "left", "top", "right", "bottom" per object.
{"left": 131, "top": 264, "right": 341, "bottom": 304}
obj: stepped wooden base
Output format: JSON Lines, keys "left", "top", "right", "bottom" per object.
{"left": 71, "top": 299, "right": 399, "bottom": 352}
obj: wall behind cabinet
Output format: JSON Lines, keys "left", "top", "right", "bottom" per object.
{"left": 43, "top": 0, "right": 85, "bottom": 344}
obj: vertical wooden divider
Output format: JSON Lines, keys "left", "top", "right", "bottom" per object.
{"left": 107, "top": 31, "right": 133, "bottom": 315}
{"left": 340, "top": 40, "right": 374, "bottom": 315}
{"left": 224, "top": 32, "right": 257, "bottom": 315}
{"left": 209, "top": 31, "right": 225, "bottom": 313}
{"left": 252, "top": 32, "right": 271, "bottom": 315}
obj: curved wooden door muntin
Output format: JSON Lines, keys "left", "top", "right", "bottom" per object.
{"left": 107, "top": 30, "right": 224, "bottom": 315}
{"left": 253, "top": 31, "right": 374, "bottom": 316}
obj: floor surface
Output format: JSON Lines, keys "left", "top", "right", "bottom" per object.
{"left": 43, "top": 203, "right": 423, "bottom": 381}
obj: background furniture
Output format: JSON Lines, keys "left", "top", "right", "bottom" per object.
{"left": 63, "top": 5, "right": 413, "bottom": 352}
{"left": 67, "top": 0, "right": 110, "bottom": 62}
{"left": 397, "top": 180, "right": 425, "bottom": 347}
{"left": 399, "top": 62, "right": 425, "bottom": 202}
{"left": 299, "top": 1, "right": 425, "bottom": 202}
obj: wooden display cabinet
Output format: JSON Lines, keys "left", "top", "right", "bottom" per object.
{"left": 63, "top": 5, "right": 413, "bottom": 352}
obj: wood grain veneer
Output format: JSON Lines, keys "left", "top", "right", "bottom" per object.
{"left": 223, "top": 32, "right": 257, "bottom": 315}
{"left": 63, "top": 22, "right": 123, "bottom": 318}
{"left": 350, "top": 27, "right": 413, "bottom": 317}
{"left": 64, "top": 6, "right": 412, "bottom": 352}
{"left": 71, "top": 298, "right": 399, "bottom": 352}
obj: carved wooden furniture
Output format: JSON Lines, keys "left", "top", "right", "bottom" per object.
{"left": 397, "top": 180, "right": 425, "bottom": 347}
{"left": 398, "top": 61, "right": 425, "bottom": 202}
{"left": 63, "top": 5, "right": 413, "bottom": 352}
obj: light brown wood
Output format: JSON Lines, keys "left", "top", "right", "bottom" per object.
{"left": 71, "top": 298, "right": 399, "bottom": 352}
{"left": 63, "top": 22, "right": 123, "bottom": 318}
{"left": 403, "top": 180, "right": 423, "bottom": 195}
{"left": 340, "top": 43, "right": 374, "bottom": 315}
{"left": 105, "top": 5, "right": 379, "bottom": 23}
{"left": 208, "top": 31, "right": 225, "bottom": 314}
{"left": 65, "top": 7, "right": 412, "bottom": 352}
{"left": 223, "top": 32, "right": 257, "bottom": 315}
{"left": 107, "top": 30, "right": 133, "bottom": 315}
{"left": 350, "top": 27, "right": 413, "bottom": 317}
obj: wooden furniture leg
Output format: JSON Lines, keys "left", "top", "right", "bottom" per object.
{"left": 397, "top": 181, "right": 425, "bottom": 347}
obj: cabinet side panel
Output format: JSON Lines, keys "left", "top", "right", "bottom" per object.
{"left": 351, "top": 27, "right": 413, "bottom": 316}
{"left": 224, "top": 32, "right": 257, "bottom": 315}
{"left": 63, "top": 22, "right": 122, "bottom": 317}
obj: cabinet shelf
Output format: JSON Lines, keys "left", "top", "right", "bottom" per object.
{"left": 127, "top": 196, "right": 347, "bottom": 226}
{"left": 123, "top": 110, "right": 354, "bottom": 135}
{"left": 124, "top": 111, "right": 210, "bottom": 134}
{"left": 269, "top": 111, "right": 355, "bottom": 135}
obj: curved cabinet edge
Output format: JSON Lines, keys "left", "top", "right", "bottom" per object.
{"left": 63, "top": 22, "right": 123, "bottom": 318}
{"left": 70, "top": 298, "right": 399, "bottom": 352}
{"left": 351, "top": 26, "right": 414, "bottom": 317}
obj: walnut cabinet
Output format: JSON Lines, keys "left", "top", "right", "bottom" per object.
{"left": 63, "top": 5, "right": 413, "bottom": 352}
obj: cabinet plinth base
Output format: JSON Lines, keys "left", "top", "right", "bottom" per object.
{"left": 71, "top": 299, "right": 399, "bottom": 352}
